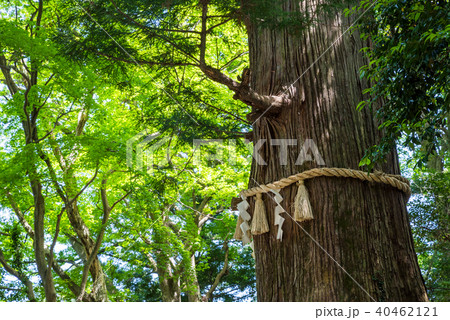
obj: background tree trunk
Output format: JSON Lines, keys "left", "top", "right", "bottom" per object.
{"left": 65, "top": 202, "right": 109, "bottom": 301}
{"left": 30, "top": 178, "right": 57, "bottom": 302}
{"left": 246, "top": 0, "right": 428, "bottom": 301}
{"left": 186, "top": 255, "right": 201, "bottom": 302}
{"left": 157, "top": 267, "right": 181, "bottom": 302}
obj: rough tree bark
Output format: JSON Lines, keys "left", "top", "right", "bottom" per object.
{"left": 243, "top": 0, "right": 428, "bottom": 301}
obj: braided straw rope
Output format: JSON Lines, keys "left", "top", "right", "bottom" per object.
{"left": 239, "top": 168, "right": 411, "bottom": 197}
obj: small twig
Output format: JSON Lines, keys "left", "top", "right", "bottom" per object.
{"left": 219, "top": 51, "right": 249, "bottom": 71}
{"left": 37, "top": 103, "right": 75, "bottom": 142}
{"left": 0, "top": 286, "right": 22, "bottom": 291}
{"left": 199, "top": 98, "right": 250, "bottom": 124}
{"left": 44, "top": 73, "right": 54, "bottom": 86}
{"left": 68, "top": 164, "right": 99, "bottom": 205}
{"left": 206, "top": 17, "right": 232, "bottom": 33}
{"left": 47, "top": 206, "right": 66, "bottom": 274}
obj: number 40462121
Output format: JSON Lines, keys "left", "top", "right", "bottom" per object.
{"left": 375, "top": 307, "right": 438, "bottom": 317}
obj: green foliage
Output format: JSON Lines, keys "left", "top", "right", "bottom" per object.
{"left": 354, "top": 0, "right": 449, "bottom": 168}
{"left": 407, "top": 171, "right": 449, "bottom": 301}
{"left": 198, "top": 215, "right": 256, "bottom": 301}
{"left": 55, "top": 0, "right": 252, "bottom": 144}
{"left": 0, "top": 0, "right": 257, "bottom": 302}
{"left": 399, "top": 142, "right": 449, "bottom": 301}
{"left": 355, "top": 0, "right": 449, "bottom": 301}
{"left": 1, "top": 0, "right": 447, "bottom": 303}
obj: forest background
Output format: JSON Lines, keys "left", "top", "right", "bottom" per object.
{"left": 0, "top": 0, "right": 448, "bottom": 302}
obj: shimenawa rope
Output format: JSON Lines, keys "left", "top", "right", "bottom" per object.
{"left": 235, "top": 167, "right": 411, "bottom": 242}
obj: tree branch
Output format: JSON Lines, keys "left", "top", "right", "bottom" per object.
{"left": 3, "top": 190, "right": 86, "bottom": 300}
{"left": 37, "top": 104, "right": 75, "bottom": 143}
{"left": 196, "top": 196, "right": 212, "bottom": 214}
{"left": 108, "top": 0, "right": 201, "bottom": 33}
{"left": 0, "top": 55, "right": 19, "bottom": 95}
{"left": 219, "top": 51, "right": 248, "bottom": 71}
{"left": 110, "top": 189, "right": 132, "bottom": 212}
{"left": 199, "top": 65, "right": 289, "bottom": 113}
{"left": 199, "top": 0, "right": 209, "bottom": 66}
{"left": 36, "top": 145, "right": 67, "bottom": 202}
{"left": 4, "top": 191, "right": 86, "bottom": 300}
{"left": 145, "top": 253, "right": 157, "bottom": 270}
{"left": 96, "top": 52, "right": 197, "bottom": 67}
{"left": 44, "top": 73, "right": 54, "bottom": 86}
{"left": 46, "top": 206, "right": 66, "bottom": 275}
{"left": 202, "top": 242, "right": 229, "bottom": 302}
{"left": 198, "top": 214, "right": 212, "bottom": 229}
{"left": 45, "top": 251, "right": 94, "bottom": 302}
{"left": 0, "top": 248, "right": 36, "bottom": 301}
{"left": 76, "top": 170, "right": 127, "bottom": 301}
{"left": 199, "top": 98, "right": 250, "bottom": 124}
{"left": 67, "top": 164, "right": 99, "bottom": 205}
{"left": 5, "top": 190, "right": 35, "bottom": 238}
{"left": 108, "top": 0, "right": 199, "bottom": 62}
{"left": 12, "top": 62, "right": 31, "bottom": 88}
{"left": 206, "top": 17, "right": 232, "bottom": 33}
{"left": 0, "top": 286, "right": 22, "bottom": 291}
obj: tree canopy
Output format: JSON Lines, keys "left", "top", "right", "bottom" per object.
{"left": 0, "top": 0, "right": 448, "bottom": 301}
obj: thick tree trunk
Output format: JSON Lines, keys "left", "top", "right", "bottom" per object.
{"left": 246, "top": 0, "right": 428, "bottom": 301}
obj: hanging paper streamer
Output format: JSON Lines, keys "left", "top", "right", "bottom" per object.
{"left": 237, "top": 195, "right": 252, "bottom": 245}
{"left": 270, "top": 189, "right": 285, "bottom": 241}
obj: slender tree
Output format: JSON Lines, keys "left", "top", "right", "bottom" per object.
{"left": 0, "top": 0, "right": 130, "bottom": 301}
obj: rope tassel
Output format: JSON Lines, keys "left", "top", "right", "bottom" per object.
{"left": 294, "top": 180, "right": 314, "bottom": 222}
{"left": 251, "top": 193, "right": 269, "bottom": 235}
